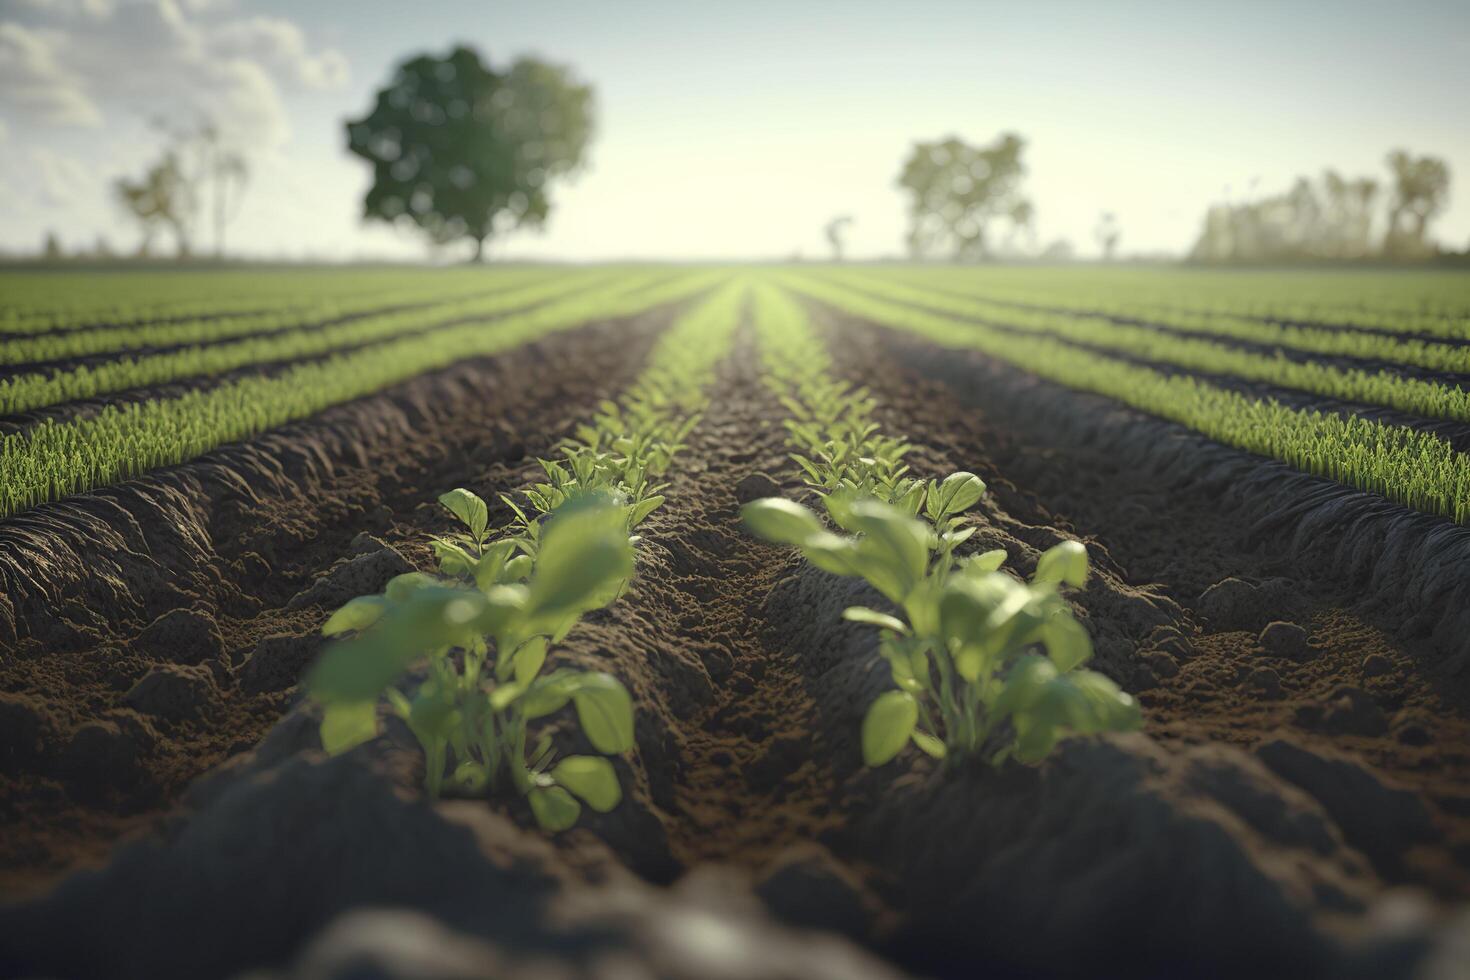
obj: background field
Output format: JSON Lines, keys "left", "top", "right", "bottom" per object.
{"left": 3, "top": 263, "right": 1470, "bottom": 979}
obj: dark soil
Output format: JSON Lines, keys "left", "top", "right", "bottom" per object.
{"left": 2, "top": 304, "right": 1468, "bottom": 980}
{"left": 0, "top": 309, "right": 672, "bottom": 896}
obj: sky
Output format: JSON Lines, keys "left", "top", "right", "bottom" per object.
{"left": 1, "top": 0, "right": 1467, "bottom": 262}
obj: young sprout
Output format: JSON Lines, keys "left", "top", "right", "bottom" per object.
{"left": 744, "top": 496, "right": 1140, "bottom": 767}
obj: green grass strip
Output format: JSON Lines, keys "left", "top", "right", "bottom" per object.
{"left": 0, "top": 270, "right": 625, "bottom": 415}
{"left": 867, "top": 268, "right": 1470, "bottom": 370}
{"left": 0, "top": 271, "right": 724, "bottom": 520}
{"left": 0, "top": 271, "right": 558, "bottom": 366}
{"left": 874, "top": 267, "right": 1470, "bottom": 340}
{"left": 781, "top": 272, "right": 1470, "bottom": 525}
{"left": 818, "top": 270, "right": 1470, "bottom": 423}
{"left": 0, "top": 268, "right": 524, "bottom": 333}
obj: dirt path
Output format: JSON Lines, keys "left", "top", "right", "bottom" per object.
{"left": 652, "top": 332, "right": 843, "bottom": 868}
{"left": 529, "top": 327, "right": 846, "bottom": 882}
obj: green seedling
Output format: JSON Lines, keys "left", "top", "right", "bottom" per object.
{"left": 309, "top": 492, "right": 637, "bottom": 831}
{"left": 304, "top": 282, "right": 745, "bottom": 833}
{"left": 743, "top": 495, "right": 1139, "bottom": 767}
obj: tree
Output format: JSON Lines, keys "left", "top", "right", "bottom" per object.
{"left": 1040, "top": 238, "right": 1075, "bottom": 261}
{"left": 824, "top": 215, "right": 852, "bottom": 261}
{"left": 896, "top": 132, "right": 1030, "bottom": 261}
{"left": 1321, "top": 171, "right": 1378, "bottom": 259}
{"left": 118, "top": 118, "right": 250, "bottom": 261}
{"left": 1188, "top": 152, "right": 1450, "bottom": 264}
{"left": 1384, "top": 150, "right": 1450, "bottom": 258}
{"left": 346, "top": 46, "right": 595, "bottom": 260}
{"left": 192, "top": 122, "right": 249, "bottom": 259}
{"left": 113, "top": 151, "right": 195, "bottom": 258}
{"left": 42, "top": 232, "right": 63, "bottom": 262}
{"left": 1094, "top": 212, "right": 1121, "bottom": 260}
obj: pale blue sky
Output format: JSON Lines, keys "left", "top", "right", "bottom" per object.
{"left": 3, "top": 0, "right": 1467, "bottom": 260}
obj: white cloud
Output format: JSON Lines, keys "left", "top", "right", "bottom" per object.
{"left": 31, "top": 146, "right": 92, "bottom": 206}
{"left": 0, "top": 22, "right": 102, "bottom": 126}
{"left": 0, "top": 0, "right": 348, "bottom": 147}
{"left": 210, "top": 17, "right": 349, "bottom": 90}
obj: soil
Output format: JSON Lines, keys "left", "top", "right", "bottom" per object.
{"left": 2, "top": 301, "right": 1468, "bottom": 980}
{"left": 0, "top": 309, "right": 672, "bottom": 895}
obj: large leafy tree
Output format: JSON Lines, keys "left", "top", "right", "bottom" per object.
{"left": 897, "top": 132, "right": 1031, "bottom": 261}
{"left": 347, "top": 46, "right": 594, "bottom": 260}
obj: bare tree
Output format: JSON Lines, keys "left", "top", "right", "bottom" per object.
{"left": 1094, "top": 211, "right": 1121, "bottom": 261}
{"left": 196, "top": 123, "right": 250, "bottom": 259}
{"left": 824, "top": 215, "right": 853, "bottom": 261}
{"left": 113, "top": 151, "right": 195, "bottom": 258}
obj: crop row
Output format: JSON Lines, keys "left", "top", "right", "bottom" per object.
{"left": 302, "top": 276, "right": 1139, "bottom": 838}
{"left": 0, "top": 270, "right": 571, "bottom": 367}
{"left": 842, "top": 269, "right": 1470, "bottom": 377}
{"left": 0, "top": 270, "right": 637, "bottom": 416}
{"left": 307, "top": 279, "right": 745, "bottom": 828}
{"left": 784, "top": 273, "right": 1470, "bottom": 524}
{"left": 818, "top": 271, "right": 1470, "bottom": 424}
{"left": 743, "top": 282, "right": 1139, "bottom": 766}
{"left": 876, "top": 267, "right": 1470, "bottom": 340}
{"left": 0, "top": 268, "right": 532, "bottom": 334}
{"left": 0, "top": 271, "right": 723, "bottom": 520}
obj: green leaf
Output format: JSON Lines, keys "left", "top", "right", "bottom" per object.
{"left": 1068, "top": 670, "right": 1143, "bottom": 731}
{"left": 321, "top": 595, "right": 390, "bottom": 637}
{"left": 1034, "top": 540, "right": 1088, "bottom": 588}
{"left": 528, "top": 785, "right": 582, "bottom": 831}
{"left": 472, "top": 540, "right": 518, "bottom": 591}
{"left": 522, "top": 497, "right": 634, "bottom": 635}
{"left": 911, "top": 729, "right": 948, "bottom": 759}
{"left": 439, "top": 488, "right": 489, "bottom": 541}
{"left": 802, "top": 532, "right": 861, "bottom": 576}
{"left": 308, "top": 586, "right": 486, "bottom": 703}
{"left": 964, "top": 549, "right": 1008, "bottom": 574}
{"left": 741, "top": 498, "right": 825, "bottom": 546}
{"left": 842, "top": 606, "right": 910, "bottom": 635}
{"left": 1042, "top": 612, "right": 1092, "bottom": 672}
{"left": 628, "top": 494, "right": 665, "bottom": 527}
{"left": 521, "top": 671, "right": 580, "bottom": 718}
{"left": 488, "top": 681, "right": 525, "bottom": 711}
{"left": 934, "top": 471, "right": 986, "bottom": 518}
{"left": 452, "top": 760, "right": 489, "bottom": 793}
{"left": 501, "top": 554, "right": 533, "bottom": 582}
{"left": 989, "top": 654, "right": 1060, "bottom": 725}
{"left": 431, "top": 538, "right": 478, "bottom": 578}
{"left": 862, "top": 690, "right": 918, "bottom": 766}
{"left": 572, "top": 673, "right": 635, "bottom": 754}
{"left": 511, "top": 635, "right": 549, "bottom": 685}
{"left": 845, "top": 499, "right": 930, "bottom": 604}
{"left": 320, "top": 701, "right": 377, "bottom": 754}
{"left": 386, "top": 572, "right": 439, "bottom": 602}
{"left": 408, "top": 686, "right": 458, "bottom": 741}
{"left": 551, "top": 755, "right": 622, "bottom": 812}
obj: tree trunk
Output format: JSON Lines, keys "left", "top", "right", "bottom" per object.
{"left": 472, "top": 235, "right": 486, "bottom": 262}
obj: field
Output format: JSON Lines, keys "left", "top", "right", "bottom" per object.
{"left": 2, "top": 264, "right": 1470, "bottom": 978}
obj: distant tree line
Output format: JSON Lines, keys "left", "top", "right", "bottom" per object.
{"left": 1189, "top": 150, "right": 1451, "bottom": 264}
